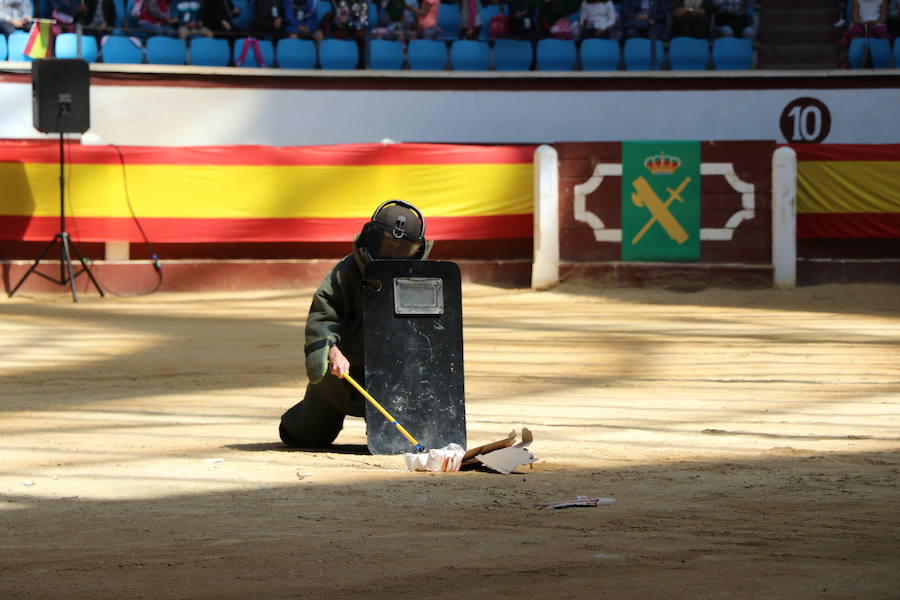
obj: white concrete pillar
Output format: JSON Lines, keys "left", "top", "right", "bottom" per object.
{"left": 531, "top": 144, "right": 560, "bottom": 290}
{"left": 772, "top": 146, "right": 797, "bottom": 289}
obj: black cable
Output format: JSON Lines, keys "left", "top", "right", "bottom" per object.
{"left": 89, "top": 143, "right": 165, "bottom": 296}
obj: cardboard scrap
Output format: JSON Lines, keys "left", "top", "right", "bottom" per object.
{"left": 404, "top": 428, "right": 538, "bottom": 474}
{"left": 465, "top": 427, "right": 537, "bottom": 474}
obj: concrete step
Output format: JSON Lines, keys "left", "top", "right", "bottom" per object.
{"left": 760, "top": 0, "right": 833, "bottom": 10}
{"left": 757, "top": 44, "right": 840, "bottom": 68}
{"left": 760, "top": 29, "right": 840, "bottom": 46}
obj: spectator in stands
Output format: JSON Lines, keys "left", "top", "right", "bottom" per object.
{"left": 579, "top": 0, "right": 619, "bottom": 39}
{"left": 85, "top": 0, "right": 122, "bottom": 44}
{"left": 506, "top": 0, "right": 538, "bottom": 39}
{"left": 840, "top": 0, "right": 890, "bottom": 49}
{"left": 340, "top": 0, "right": 369, "bottom": 30}
{"left": 372, "top": 0, "right": 416, "bottom": 42}
{"left": 537, "top": 0, "right": 580, "bottom": 39}
{"left": 202, "top": 0, "right": 240, "bottom": 35}
{"left": 137, "top": 0, "right": 179, "bottom": 34}
{"left": 321, "top": 0, "right": 367, "bottom": 33}
{"left": 321, "top": 0, "right": 368, "bottom": 65}
{"left": 835, "top": 0, "right": 848, "bottom": 27}
{"left": 0, "top": 0, "right": 31, "bottom": 36}
{"left": 887, "top": 0, "right": 899, "bottom": 36}
{"left": 174, "top": 0, "right": 214, "bottom": 38}
{"left": 252, "top": 0, "right": 289, "bottom": 35}
{"left": 321, "top": 0, "right": 368, "bottom": 35}
{"left": 670, "top": 0, "right": 712, "bottom": 38}
{"left": 407, "top": 0, "right": 440, "bottom": 39}
{"left": 49, "top": 0, "right": 95, "bottom": 31}
{"left": 90, "top": 0, "right": 121, "bottom": 31}
{"left": 285, "top": 0, "right": 324, "bottom": 40}
{"left": 620, "top": 0, "right": 666, "bottom": 39}
{"left": 459, "top": 0, "right": 480, "bottom": 39}
{"left": 847, "top": 0, "right": 890, "bottom": 37}
{"left": 712, "top": 0, "right": 754, "bottom": 39}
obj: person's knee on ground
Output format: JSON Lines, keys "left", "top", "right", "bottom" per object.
{"left": 279, "top": 396, "right": 346, "bottom": 448}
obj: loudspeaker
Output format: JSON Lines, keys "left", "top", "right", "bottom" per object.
{"left": 32, "top": 59, "right": 90, "bottom": 134}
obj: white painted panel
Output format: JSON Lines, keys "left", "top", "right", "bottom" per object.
{"left": 1, "top": 81, "right": 898, "bottom": 145}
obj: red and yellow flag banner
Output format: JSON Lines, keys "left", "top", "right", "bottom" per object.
{"left": 24, "top": 19, "right": 53, "bottom": 59}
{"left": 0, "top": 141, "right": 535, "bottom": 243}
{"left": 794, "top": 144, "right": 900, "bottom": 238}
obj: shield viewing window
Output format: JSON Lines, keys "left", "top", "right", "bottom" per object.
{"left": 393, "top": 277, "right": 444, "bottom": 315}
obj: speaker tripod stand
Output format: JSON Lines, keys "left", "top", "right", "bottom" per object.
{"left": 9, "top": 123, "right": 104, "bottom": 302}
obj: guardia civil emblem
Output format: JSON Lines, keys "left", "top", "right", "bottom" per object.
{"left": 621, "top": 142, "right": 701, "bottom": 262}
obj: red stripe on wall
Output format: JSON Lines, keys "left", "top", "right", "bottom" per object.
{"left": 797, "top": 213, "right": 900, "bottom": 239}
{"left": 790, "top": 143, "right": 900, "bottom": 162}
{"left": 0, "top": 141, "right": 537, "bottom": 167}
{"left": 0, "top": 214, "right": 532, "bottom": 243}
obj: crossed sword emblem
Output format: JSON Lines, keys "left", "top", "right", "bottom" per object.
{"left": 630, "top": 175, "right": 692, "bottom": 245}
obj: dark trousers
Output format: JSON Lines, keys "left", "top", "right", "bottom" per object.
{"left": 279, "top": 367, "right": 366, "bottom": 448}
{"left": 672, "top": 14, "right": 710, "bottom": 38}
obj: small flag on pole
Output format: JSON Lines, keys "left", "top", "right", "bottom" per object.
{"left": 24, "top": 19, "right": 54, "bottom": 59}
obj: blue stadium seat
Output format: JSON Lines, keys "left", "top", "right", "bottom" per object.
{"left": 188, "top": 37, "right": 230, "bottom": 66}
{"left": 535, "top": 38, "right": 575, "bottom": 71}
{"left": 479, "top": 4, "right": 503, "bottom": 40}
{"left": 623, "top": 37, "right": 663, "bottom": 70}
{"left": 368, "top": 39, "right": 405, "bottom": 70}
{"left": 450, "top": 39, "right": 489, "bottom": 70}
{"left": 7, "top": 30, "right": 30, "bottom": 61}
{"left": 101, "top": 34, "right": 144, "bottom": 64}
{"left": 55, "top": 33, "right": 99, "bottom": 62}
{"left": 319, "top": 38, "right": 358, "bottom": 70}
{"left": 437, "top": 3, "right": 461, "bottom": 40}
{"left": 233, "top": 37, "right": 275, "bottom": 67}
{"left": 0, "top": 33, "right": 7, "bottom": 61}
{"left": 492, "top": 38, "right": 532, "bottom": 71}
{"left": 146, "top": 35, "right": 187, "bottom": 65}
{"left": 711, "top": 37, "right": 752, "bottom": 70}
{"left": 894, "top": 38, "right": 900, "bottom": 68}
{"left": 407, "top": 39, "right": 447, "bottom": 70}
{"left": 668, "top": 36, "right": 709, "bottom": 70}
{"left": 277, "top": 38, "right": 317, "bottom": 69}
{"left": 579, "top": 38, "right": 620, "bottom": 70}
{"left": 848, "top": 37, "right": 891, "bottom": 68}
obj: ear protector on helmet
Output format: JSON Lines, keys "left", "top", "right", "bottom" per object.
{"left": 359, "top": 200, "right": 427, "bottom": 260}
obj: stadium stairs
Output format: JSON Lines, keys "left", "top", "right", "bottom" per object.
{"left": 757, "top": 0, "right": 842, "bottom": 69}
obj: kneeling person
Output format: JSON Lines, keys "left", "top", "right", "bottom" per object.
{"left": 279, "top": 200, "right": 432, "bottom": 448}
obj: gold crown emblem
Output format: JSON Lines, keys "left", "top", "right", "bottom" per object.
{"left": 644, "top": 152, "right": 682, "bottom": 175}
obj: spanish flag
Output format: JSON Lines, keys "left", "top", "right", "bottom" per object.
{"left": 795, "top": 144, "right": 900, "bottom": 238}
{"left": 24, "top": 19, "right": 53, "bottom": 59}
{"left": 0, "top": 141, "right": 535, "bottom": 243}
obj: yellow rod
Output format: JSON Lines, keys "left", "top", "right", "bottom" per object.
{"left": 342, "top": 372, "right": 425, "bottom": 451}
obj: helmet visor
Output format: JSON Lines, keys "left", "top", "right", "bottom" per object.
{"left": 375, "top": 229, "right": 422, "bottom": 258}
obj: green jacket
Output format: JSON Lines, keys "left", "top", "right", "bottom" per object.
{"left": 304, "top": 236, "right": 433, "bottom": 384}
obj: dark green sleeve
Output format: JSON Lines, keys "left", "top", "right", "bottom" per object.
{"left": 304, "top": 256, "right": 361, "bottom": 384}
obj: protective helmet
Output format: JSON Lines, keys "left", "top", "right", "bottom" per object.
{"left": 359, "top": 200, "right": 427, "bottom": 259}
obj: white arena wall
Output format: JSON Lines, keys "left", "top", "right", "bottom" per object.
{"left": 0, "top": 66, "right": 898, "bottom": 146}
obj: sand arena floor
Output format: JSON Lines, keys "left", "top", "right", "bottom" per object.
{"left": 1, "top": 282, "right": 899, "bottom": 599}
